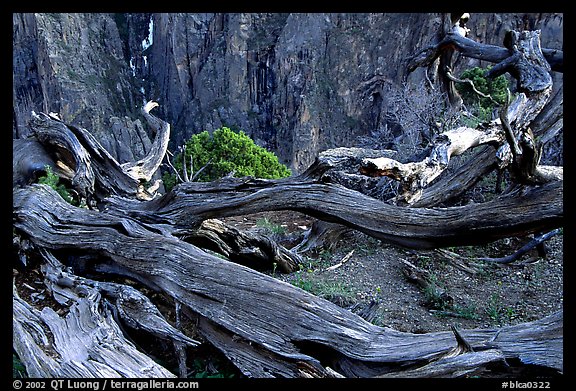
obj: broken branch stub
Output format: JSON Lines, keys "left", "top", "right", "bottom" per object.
{"left": 121, "top": 101, "right": 171, "bottom": 184}
{"left": 360, "top": 125, "right": 504, "bottom": 204}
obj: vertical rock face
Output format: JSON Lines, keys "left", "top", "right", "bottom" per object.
{"left": 13, "top": 13, "right": 563, "bottom": 172}
{"left": 13, "top": 13, "right": 149, "bottom": 164}
{"left": 13, "top": 13, "right": 62, "bottom": 139}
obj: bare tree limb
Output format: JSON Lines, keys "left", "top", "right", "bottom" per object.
{"left": 477, "top": 229, "right": 561, "bottom": 264}
{"left": 121, "top": 101, "right": 171, "bottom": 183}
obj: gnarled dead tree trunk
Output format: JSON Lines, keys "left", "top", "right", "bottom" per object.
{"left": 13, "top": 20, "right": 562, "bottom": 378}
{"left": 364, "top": 29, "right": 563, "bottom": 205}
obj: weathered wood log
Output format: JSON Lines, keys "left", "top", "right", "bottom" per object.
{"left": 14, "top": 101, "right": 563, "bottom": 377}
{"left": 406, "top": 27, "right": 562, "bottom": 77}
{"left": 16, "top": 112, "right": 299, "bottom": 277}
{"left": 488, "top": 30, "right": 552, "bottom": 96}
{"left": 360, "top": 89, "right": 560, "bottom": 205}
{"left": 22, "top": 102, "right": 169, "bottom": 202}
{"left": 13, "top": 243, "right": 204, "bottom": 378}
{"left": 27, "top": 111, "right": 139, "bottom": 201}
{"left": 13, "top": 266, "right": 177, "bottom": 378}
{"left": 412, "top": 84, "right": 562, "bottom": 208}
{"left": 29, "top": 112, "right": 96, "bottom": 199}
{"left": 532, "top": 85, "right": 563, "bottom": 143}
{"left": 13, "top": 138, "right": 57, "bottom": 187}
{"left": 360, "top": 124, "right": 504, "bottom": 204}
{"left": 411, "top": 145, "right": 498, "bottom": 207}
{"left": 13, "top": 185, "right": 563, "bottom": 377}
{"left": 378, "top": 349, "right": 506, "bottom": 378}
{"left": 185, "top": 218, "right": 302, "bottom": 273}
{"left": 104, "top": 174, "right": 562, "bottom": 250}
{"left": 39, "top": 248, "right": 200, "bottom": 348}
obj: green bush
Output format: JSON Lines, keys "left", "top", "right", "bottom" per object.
{"left": 13, "top": 353, "right": 27, "bottom": 378}
{"left": 37, "top": 165, "right": 77, "bottom": 205}
{"left": 164, "top": 127, "right": 291, "bottom": 190}
{"left": 456, "top": 66, "right": 510, "bottom": 123}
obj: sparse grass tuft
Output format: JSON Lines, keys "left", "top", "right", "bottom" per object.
{"left": 291, "top": 273, "right": 356, "bottom": 306}
{"left": 256, "top": 218, "right": 287, "bottom": 237}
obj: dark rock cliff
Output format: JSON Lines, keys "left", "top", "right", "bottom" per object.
{"left": 13, "top": 12, "right": 563, "bottom": 172}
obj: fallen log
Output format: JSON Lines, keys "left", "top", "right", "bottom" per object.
{"left": 185, "top": 218, "right": 302, "bottom": 273}
{"left": 103, "top": 174, "right": 562, "bottom": 250}
{"left": 13, "top": 268, "right": 177, "bottom": 378}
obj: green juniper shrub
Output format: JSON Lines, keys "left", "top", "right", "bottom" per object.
{"left": 163, "top": 127, "right": 291, "bottom": 191}
{"left": 37, "top": 165, "right": 78, "bottom": 206}
{"left": 456, "top": 66, "right": 510, "bottom": 124}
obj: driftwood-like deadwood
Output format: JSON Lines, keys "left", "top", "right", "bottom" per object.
{"left": 121, "top": 101, "right": 171, "bottom": 183}
{"left": 360, "top": 124, "right": 504, "bottom": 204}
{"left": 13, "top": 247, "right": 181, "bottom": 378}
{"left": 406, "top": 26, "right": 563, "bottom": 76}
{"left": 369, "top": 29, "right": 562, "bottom": 205}
{"left": 24, "top": 111, "right": 139, "bottom": 200}
{"left": 411, "top": 83, "right": 563, "bottom": 208}
{"left": 13, "top": 122, "right": 563, "bottom": 378}
{"left": 13, "top": 139, "right": 58, "bottom": 187}
{"left": 17, "top": 101, "right": 171, "bottom": 202}
{"left": 104, "top": 175, "right": 562, "bottom": 250}
{"left": 185, "top": 218, "right": 302, "bottom": 273}
{"left": 13, "top": 185, "right": 563, "bottom": 377}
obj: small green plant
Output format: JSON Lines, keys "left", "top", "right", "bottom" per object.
{"left": 37, "top": 165, "right": 77, "bottom": 205}
{"left": 485, "top": 292, "right": 515, "bottom": 324}
{"left": 164, "top": 127, "right": 291, "bottom": 191}
{"left": 189, "top": 358, "right": 236, "bottom": 379}
{"left": 456, "top": 66, "right": 510, "bottom": 125}
{"left": 13, "top": 353, "right": 27, "bottom": 378}
{"left": 423, "top": 284, "right": 451, "bottom": 310}
{"left": 420, "top": 273, "right": 451, "bottom": 310}
{"left": 291, "top": 274, "right": 356, "bottom": 306}
{"left": 452, "top": 304, "right": 480, "bottom": 320}
{"left": 292, "top": 273, "right": 315, "bottom": 292}
{"left": 256, "top": 218, "right": 287, "bottom": 236}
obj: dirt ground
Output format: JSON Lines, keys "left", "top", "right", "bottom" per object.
{"left": 223, "top": 210, "right": 563, "bottom": 334}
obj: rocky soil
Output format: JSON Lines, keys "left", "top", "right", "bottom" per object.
{"left": 224, "top": 210, "right": 563, "bottom": 334}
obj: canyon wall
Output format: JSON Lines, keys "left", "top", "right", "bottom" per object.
{"left": 13, "top": 13, "right": 563, "bottom": 171}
